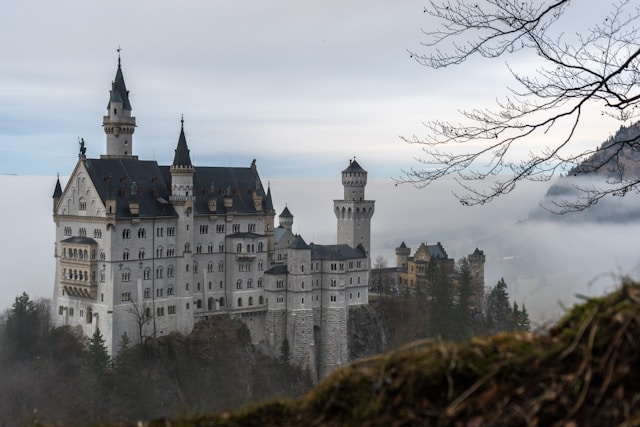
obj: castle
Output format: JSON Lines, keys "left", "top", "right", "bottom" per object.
{"left": 50, "top": 57, "right": 374, "bottom": 380}
{"left": 370, "top": 242, "right": 485, "bottom": 310}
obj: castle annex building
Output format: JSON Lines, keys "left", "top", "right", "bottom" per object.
{"left": 51, "top": 58, "right": 374, "bottom": 380}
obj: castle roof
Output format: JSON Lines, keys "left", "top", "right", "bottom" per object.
{"left": 289, "top": 234, "right": 309, "bottom": 249}
{"left": 426, "top": 242, "right": 448, "bottom": 259}
{"left": 62, "top": 236, "right": 97, "bottom": 245}
{"left": 310, "top": 243, "right": 366, "bottom": 260}
{"left": 265, "top": 264, "right": 288, "bottom": 275}
{"left": 280, "top": 206, "right": 293, "bottom": 218}
{"left": 108, "top": 60, "right": 132, "bottom": 111}
{"left": 265, "top": 185, "right": 274, "bottom": 212}
{"left": 52, "top": 176, "right": 62, "bottom": 198}
{"left": 342, "top": 158, "right": 366, "bottom": 174}
{"left": 82, "top": 157, "right": 269, "bottom": 219}
{"left": 172, "top": 120, "right": 192, "bottom": 167}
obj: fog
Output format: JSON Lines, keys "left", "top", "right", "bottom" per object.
{"left": 4, "top": 174, "right": 640, "bottom": 326}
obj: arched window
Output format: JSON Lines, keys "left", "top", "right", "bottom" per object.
{"left": 259, "top": 296, "right": 264, "bottom": 305}
{"left": 138, "top": 248, "right": 145, "bottom": 259}
{"left": 258, "top": 242, "right": 264, "bottom": 252}
{"left": 156, "top": 266, "right": 163, "bottom": 278}
{"left": 144, "top": 267, "right": 151, "bottom": 280}
{"left": 236, "top": 243, "right": 242, "bottom": 253}
{"left": 236, "top": 279, "right": 242, "bottom": 289}
{"left": 208, "top": 297, "right": 214, "bottom": 311}
{"left": 197, "top": 299, "right": 202, "bottom": 309}
{"left": 258, "top": 278, "right": 263, "bottom": 287}
{"left": 167, "top": 286, "right": 174, "bottom": 296}
{"left": 248, "top": 296, "right": 253, "bottom": 306}
{"left": 247, "top": 279, "right": 253, "bottom": 288}
{"left": 184, "top": 242, "right": 191, "bottom": 252}
{"left": 144, "top": 288, "right": 151, "bottom": 299}
{"left": 237, "top": 297, "right": 242, "bottom": 307}
{"left": 219, "top": 297, "right": 225, "bottom": 307}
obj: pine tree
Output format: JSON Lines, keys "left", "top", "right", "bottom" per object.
{"left": 86, "top": 328, "right": 111, "bottom": 373}
{"left": 3, "top": 292, "right": 40, "bottom": 360}
{"left": 485, "top": 278, "right": 513, "bottom": 334}
{"left": 453, "top": 258, "right": 474, "bottom": 341}
{"left": 279, "top": 338, "right": 291, "bottom": 365}
{"left": 426, "top": 260, "right": 454, "bottom": 340}
{"left": 515, "top": 303, "right": 532, "bottom": 332}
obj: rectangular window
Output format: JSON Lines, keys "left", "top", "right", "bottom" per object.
{"left": 157, "top": 307, "right": 164, "bottom": 316}
{"left": 232, "top": 224, "right": 240, "bottom": 233}
{"left": 157, "top": 227, "right": 163, "bottom": 237}
{"left": 216, "top": 224, "right": 225, "bottom": 233}
{"left": 168, "top": 305, "right": 176, "bottom": 315}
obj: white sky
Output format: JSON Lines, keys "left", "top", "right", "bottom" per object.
{"left": 0, "top": 0, "right": 623, "bottom": 180}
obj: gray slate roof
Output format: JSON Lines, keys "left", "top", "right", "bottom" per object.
{"left": 310, "top": 243, "right": 366, "bottom": 260}
{"left": 109, "top": 62, "right": 132, "bottom": 111}
{"left": 62, "top": 236, "right": 97, "bottom": 245}
{"left": 172, "top": 124, "right": 192, "bottom": 167}
{"left": 82, "top": 157, "right": 270, "bottom": 219}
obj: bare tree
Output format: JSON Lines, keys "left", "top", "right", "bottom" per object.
{"left": 401, "top": 0, "right": 640, "bottom": 211}
{"left": 127, "top": 300, "right": 153, "bottom": 345}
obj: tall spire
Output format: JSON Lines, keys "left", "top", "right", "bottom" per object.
{"left": 102, "top": 49, "right": 136, "bottom": 158}
{"left": 172, "top": 115, "right": 192, "bottom": 167}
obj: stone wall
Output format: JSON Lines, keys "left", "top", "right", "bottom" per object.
{"left": 348, "top": 304, "right": 388, "bottom": 361}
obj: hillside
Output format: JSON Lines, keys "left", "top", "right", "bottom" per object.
{"left": 92, "top": 282, "right": 640, "bottom": 426}
{"left": 533, "top": 121, "right": 640, "bottom": 221}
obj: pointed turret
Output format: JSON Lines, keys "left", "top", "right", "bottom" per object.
{"left": 172, "top": 118, "right": 192, "bottom": 167}
{"left": 52, "top": 174, "right": 62, "bottom": 213}
{"left": 169, "top": 117, "right": 195, "bottom": 203}
{"left": 265, "top": 184, "right": 274, "bottom": 212}
{"left": 279, "top": 206, "right": 294, "bottom": 231}
{"left": 102, "top": 54, "right": 137, "bottom": 158}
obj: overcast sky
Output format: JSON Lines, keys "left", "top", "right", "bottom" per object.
{"left": 0, "top": 0, "right": 624, "bottom": 180}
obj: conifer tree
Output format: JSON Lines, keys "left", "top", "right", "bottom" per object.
{"left": 453, "top": 258, "right": 474, "bottom": 341}
{"left": 426, "top": 260, "right": 454, "bottom": 340}
{"left": 514, "top": 302, "right": 532, "bottom": 332}
{"left": 86, "top": 328, "right": 111, "bottom": 373}
{"left": 485, "top": 278, "right": 513, "bottom": 334}
{"left": 3, "top": 292, "right": 40, "bottom": 360}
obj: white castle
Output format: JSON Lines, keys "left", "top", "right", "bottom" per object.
{"left": 51, "top": 57, "right": 375, "bottom": 380}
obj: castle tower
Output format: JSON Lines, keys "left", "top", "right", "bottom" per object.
{"left": 467, "top": 248, "right": 486, "bottom": 312}
{"left": 285, "top": 235, "right": 316, "bottom": 379}
{"left": 102, "top": 55, "right": 136, "bottom": 158}
{"left": 265, "top": 185, "right": 276, "bottom": 262}
{"left": 169, "top": 118, "right": 196, "bottom": 334}
{"left": 395, "top": 241, "right": 411, "bottom": 268}
{"left": 279, "top": 206, "right": 293, "bottom": 231}
{"left": 334, "top": 159, "right": 375, "bottom": 255}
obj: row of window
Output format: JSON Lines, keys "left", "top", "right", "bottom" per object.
{"left": 64, "top": 227, "right": 103, "bottom": 238}
{"left": 62, "top": 248, "right": 95, "bottom": 260}
{"left": 62, "top": 268, "right": 95, "bottom": 282}
{"left": 122, "top": 226, "right": 176, "bottom": 239}
{"left": 58, "top": 306, "right": 94, "bottom": 324}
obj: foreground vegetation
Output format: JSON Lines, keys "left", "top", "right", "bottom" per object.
{"left": 90, "top": 281, "right": 640, "bottom": 426}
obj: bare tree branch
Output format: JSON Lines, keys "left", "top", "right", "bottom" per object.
{"left": 401, "top": 0, "right": 640, "bottom": 212}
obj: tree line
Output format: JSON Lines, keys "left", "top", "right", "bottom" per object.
{"left": 373, "top": 258, "right": 531, "bottom": 348}
{"left": 0, "top": 292, "right": 311, "bottom": 426}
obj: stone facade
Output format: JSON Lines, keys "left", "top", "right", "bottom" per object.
{"left": 51, "top": 58, "right": 373, "bottom": 381}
